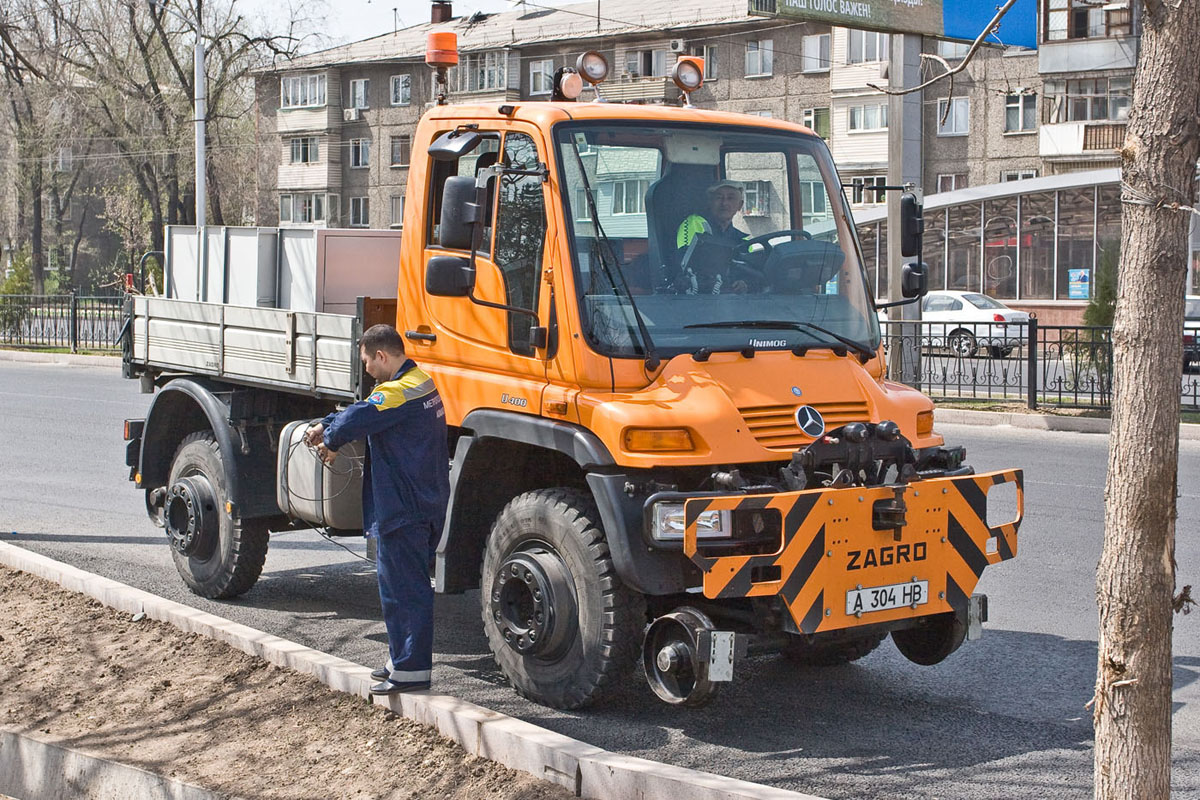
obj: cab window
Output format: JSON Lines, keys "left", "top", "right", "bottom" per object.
{"left": 493, "top": 132, "right": 545, "bottom": 356}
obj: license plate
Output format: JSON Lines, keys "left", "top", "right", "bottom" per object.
{"left": 846, "top": 580, "right": 929, "bottom": 615}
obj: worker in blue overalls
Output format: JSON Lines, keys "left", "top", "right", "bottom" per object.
{"left": 304, "top": 324, "right": 450, "bottom": 695}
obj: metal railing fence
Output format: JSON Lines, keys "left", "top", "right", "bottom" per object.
{"left": 0, "top": 294, "right": 125, "bottom": 352}
{"left": 880, "top": 319, "right": 1199, "bottom": 411}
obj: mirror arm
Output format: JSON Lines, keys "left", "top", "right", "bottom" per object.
{"left": 876, "top": 295, "right": 921, "bottom": 309}
{"left": 461, "top": 173, "right": 542, "bottom": 323}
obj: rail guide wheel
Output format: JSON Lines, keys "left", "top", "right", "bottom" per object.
{"left": 642, "top": 606, "right": 725, "bottom": 707}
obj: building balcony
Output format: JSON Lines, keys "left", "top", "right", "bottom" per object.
{"left": 747, "top": 0, "right": 777, "bottom": 14}
{"left": 1039, "top": 122, "right": 1126, "bottom": 159}
{"left": 1039, "top": 37, "right": 1138, "bottom": 74}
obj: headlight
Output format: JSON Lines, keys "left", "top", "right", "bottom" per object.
{"left": 651, "top": 502, "right": 731, "bottom": 542}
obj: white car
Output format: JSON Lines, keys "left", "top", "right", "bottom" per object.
{"left": 1186, "top": 295, "right": 1200, "bottom": 371}
{"left": 918, "top": 290, "right": 1031, "bottom": 358}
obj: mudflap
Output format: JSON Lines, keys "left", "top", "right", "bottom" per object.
{"left": 682, "top": 469, "right": 1023, "bottom": 635}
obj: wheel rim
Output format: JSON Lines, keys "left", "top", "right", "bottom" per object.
{"left": 951, "top": 333, "right": 973, "bottom": 357}
{"left": 165, "top": 475, "right": 219, "bottom": 559}
{"left": 490, "top": 547, "right": 578, "bottom": 660}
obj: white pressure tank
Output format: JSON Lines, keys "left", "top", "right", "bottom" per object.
{"left": 277, "top": 419, "right": 365, "bottom": 531}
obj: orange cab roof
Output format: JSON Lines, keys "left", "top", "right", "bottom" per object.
{"left": 424, "top": 100, "right": 819, "bottom": 139}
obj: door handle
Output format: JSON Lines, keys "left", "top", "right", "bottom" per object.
{"left": 405, "top": 330, "right": 437, "bottom": 343}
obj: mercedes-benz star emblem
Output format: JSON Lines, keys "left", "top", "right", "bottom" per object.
{"left": 794, "top": 405, "right": 826, "bottom": 438}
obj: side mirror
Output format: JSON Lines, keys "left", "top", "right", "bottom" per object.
{"left": 426, "top": 255, "right": 474, "bottom": 297}
{"left": 439, "top": 175, "right": 480, "bottom": 251}
{"left": 429, "top": 129, "right": 482, "bottom": 162}
{"left": 901, "top": 261, "right": 928, "bottom": 299}
{"left": 900, "top": 192, "right": 923, "bottom": 258}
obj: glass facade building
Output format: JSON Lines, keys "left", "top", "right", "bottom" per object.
{"left": 854, "top": 168, "right": 1200, "bottom": 315}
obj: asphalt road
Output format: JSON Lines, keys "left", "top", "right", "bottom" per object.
{"left": 3, "top": 360, "right": 1199, "bottom": 799}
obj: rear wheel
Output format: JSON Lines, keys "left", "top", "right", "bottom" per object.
{"left": 165, "top": 432, "right": 269, "bottom": 599}
{"left": 783, "top": 630, "right": 887, "bottom": 666}
{"left": 948, "top": 330, "right": 978, "bottom": 358}
{"left": 481, "top": 488, "right": 645, "bottom": 709}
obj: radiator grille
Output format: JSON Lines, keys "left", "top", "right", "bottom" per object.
{"left": 740, "top": 401, "right": 870, "bottom": 451}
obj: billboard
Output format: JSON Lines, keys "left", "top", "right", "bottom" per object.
{"left": 752, "top": 0, "right": 1038, "bottom": 50}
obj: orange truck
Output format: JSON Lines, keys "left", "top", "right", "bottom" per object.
{"left": 122, "top": 45, "right": 1023, "bottom": 709}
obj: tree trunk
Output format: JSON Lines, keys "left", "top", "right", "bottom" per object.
{"left": 1095, "top": 2, "right": 1200, "bottom": 797}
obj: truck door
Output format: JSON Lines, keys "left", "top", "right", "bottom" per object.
{"left": 422, "top": 126, "right": 551, "bottom": 414}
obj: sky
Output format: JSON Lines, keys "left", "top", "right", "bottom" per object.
{"left": 239, "top": 0, "right": 524, "bottom": 51}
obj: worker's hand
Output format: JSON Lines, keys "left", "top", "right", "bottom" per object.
{"left": 729, "top": 280, "right": 749, "bottom": 294}
{"left": 316, "top": 443, "right": 337, "bottom": 465}
{"left": 303, "top": 423, "right": 325, "bottom": 447}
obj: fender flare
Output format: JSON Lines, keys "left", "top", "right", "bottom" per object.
{"left": 138, "top": 378, "right": 245, "bottom": 516}
{"left": 435, "top": 410, "right": 685, "bottom": 595}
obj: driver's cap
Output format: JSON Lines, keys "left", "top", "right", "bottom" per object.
{"left": 708, "top": 180, "right": 744, "bottom": 195}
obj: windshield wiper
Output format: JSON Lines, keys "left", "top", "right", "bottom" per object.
{"left": 568, "top": 143, "right": 660, "bottom": 372}
{"left": 683, "top": 319, "right": 875, "bottom": 362}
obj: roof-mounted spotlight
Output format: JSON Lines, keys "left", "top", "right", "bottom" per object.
{"left": 576, "top": 51, "right": 609, "bottom": 101}
{"left": 551, "top": 67, "right": 584, "bottom": 101}
{"left": 671, "top": 57, "right": 704, "bottom": 106}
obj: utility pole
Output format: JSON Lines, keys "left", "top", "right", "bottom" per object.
{"left": 885, "top": 33, "right": 922, "bottom": 385}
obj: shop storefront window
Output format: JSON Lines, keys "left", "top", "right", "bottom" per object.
{"left": 1019, "top": 192, "right": 1056, "bottom": 299}
{"left": 1057, "top": 188, "right": 1096, "bottom": 300}
{"left": 947, "top": 203, "right": 982, "bottom": 292}
{"left": 984, "top": 197, "right": 1018, "bottom": 299}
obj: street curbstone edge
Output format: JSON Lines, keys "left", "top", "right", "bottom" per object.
{"left": 0, "top": 541, "right": 826, "bottom": 800}
{"left": 0, "top": 347, "right": 119, "bottom": 367}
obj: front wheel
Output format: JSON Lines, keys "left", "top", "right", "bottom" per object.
{"left": 481, "top": 488, "right": 646, "bottom": 709}
{"left": 165, "top": 432, "right": 269, "bottom": 599}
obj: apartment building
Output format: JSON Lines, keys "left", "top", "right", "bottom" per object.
{"left": 255, "top": 0, "right": 1151, "bottom": 310}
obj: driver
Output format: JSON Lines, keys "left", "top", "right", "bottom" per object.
{"left": 675, "top": 180, "right": 751, "bottom": 294}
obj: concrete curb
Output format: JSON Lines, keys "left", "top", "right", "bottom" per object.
{"left": 0, "top": 542, "right": 824, "bottom": 800}
{"left": 0, "top": 347, "right": 119, "bottom": 367}
{"left": 936, "top": 407, "right": 1200, "bottom": 440}
{"left": 0, "top": 729, "right": 228, "bottom": 800}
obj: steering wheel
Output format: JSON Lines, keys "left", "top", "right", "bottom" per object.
{"left": 733, "top": 229, "right": 812, "bottom": 260}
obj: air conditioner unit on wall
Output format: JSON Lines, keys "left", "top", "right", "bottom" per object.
{"left": 669, "top": 39, "right": 687, "bottom": 53}
{"left": 343, "top": 108, "right": 360, "bottom": 122}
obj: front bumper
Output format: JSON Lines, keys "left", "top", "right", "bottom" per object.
{"left": 680, "top": 469, "right": 1023, "bottom": 634}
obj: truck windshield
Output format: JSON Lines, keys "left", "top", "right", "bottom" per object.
{"left": 554, "top": 122, "right": 879, "bottom": 360}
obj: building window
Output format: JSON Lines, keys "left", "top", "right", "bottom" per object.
{"left": 803, "top": 107, "right": 831, "bottom": 139}
{"left": 289, "top": 137, "right": 319, "bottom": 164}
{"left": 1044, "top": 77, "right": 1131, "bottom": 123}
{"left": 802, "top": 34, "right": 831, "bottom": 72}
{"left": 349, "top": 78, "right": 369, "bottom": 109}
{"left": 390, "top": 74, "right": 411, "bottom": 106}
{"left": 742, "top": 181, "right": 771, "bottom": 216}
{"left": 390, "top": 135, "right": 410, "bottom": 167}
{"left": 849, "top": 104, "right": 887, "bottom": 131}
{"left": 703, "top": 44, "right": 718, "bottom": 79}
{"left": 575, "top": 187, "right": 592, "bottom": 221}
{"left": 280, "top": 73, "right": 326, "bottom": 109}
{"left": 745, "top": 39, "right": 774, "bottom": 77}
{"left": 936, "top": 40, "right": 971, "bottom": 59}
{"left": 1002, "top": 169, "right": 1038, "bottom": 182}
{"left": 451, "top": 50, "right": 507, "bottom": 92}
{"left": 851, "top": 176, "right": 887, "bottom": 205}
{"left": 799, "top": 180, "right": 829, "bottom": 221}
{"left": 626, "top": 49, "right": 669, "bottom": 78}
{"left": 1044, "top": 0, "right": 1132, "bottom": 41}
{"left": 937, "top": 173, "right": 969, "bottom": 193}
{"left": 847, "top": 29, "right": 888, "bottom": 64}
{"left": 937, "top": 97, "right": 970, "bottom": 135}
{"left": 390, "top": 195, "right": 404, "bottom": 228}
{"left": 279, "top": 192, "right": 330, "bottom": 224}
{"left": 350, "top": 138, "right": 370, "bottom": 168}
{"left": 753, "top": 110, "right": 773, "bottom": 118}
{"left": 1005, "top": 93, "right": 1037, "bottom": 132}
{"left": 529, "top": 59, "right": 554, "bottom": 95}
{"left": 350, "top": 197, "right": 369, "bottom": 227}
{"left": 612, "top": 179, "right": 648, "bottom": 215}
